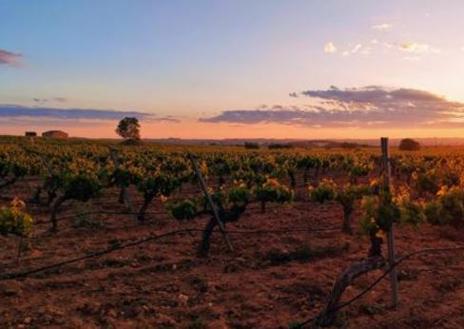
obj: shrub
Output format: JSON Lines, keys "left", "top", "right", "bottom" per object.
{"left": 255, "top": 178, "right": 293, "bottom": 212}
{"left": 425, "top": 186, "right": 464, "bottom": 226}
{"left": 0, "top": 198, "right": 33, "bottom": 236}
{"left": 228, "top": 185, "right": 251, "bottom": 206}
{"left": 169, "top": 199, "right": 198, "bottom": 221}
{"left": 336, "top": 184, "right": 372, "bottom": 233}
{"left": 268, "top": 143, "right": 293, "bottom": 149}
{"left": 412, "top": 170, "right": 440, "bottom": 195}
{"left": 359, "top": 192, "right": 400, "bottom": 236}
{"left": 399, "top": 138, "right": 420, "bottom": 151}
{"left": 349, "top": 163, "right": 371, "bottom": 183}
{"left": 309, "top": 179, "right": 337, "bottom": 203}
{"left": 63, "top": 174, "right": 101, "bottom": 201}
{"left": 394, "top": 189, "right": 425, "bottom": 227}
{"left": 244, "top": 142, "right": 259, "bottom": 149}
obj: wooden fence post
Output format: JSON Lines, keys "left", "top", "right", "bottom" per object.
{"left": 188, "top": 154, "right": 234, "bottom": 252}
{"left": 381, "top": 137, "right": 399, "bottom": 308}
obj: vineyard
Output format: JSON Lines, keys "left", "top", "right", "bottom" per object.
{"left": 1, "top": 136, "right": 464, "bottom": 328}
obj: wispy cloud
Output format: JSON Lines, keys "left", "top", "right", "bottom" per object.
{"left": 200, "top": 86, "right": 464, "bottom": 128}
{"left": 399, "top": 42, "right": 439, "bottom": 54}
{"left": 371, "top": 23, "right": 392, "bottom": 31}
{"left": 351, "top": 44, "right": 363, "bottom": 54}
{"left": 152, "top": 116, "right": 180, "bottom": 123}
{"left": 33, "top": 97, "right": 68, "bottom": 105}
{"left": 335, "top": 39, "right": 440, "bottom": 59}
{"left": 0, "top": 49, "right": 22, "bottom": 66}
{"left": 341, "top": 43, "right": 371, "bottom": 57}
{"left": 324, "top": 42, "right": 337, "bottom": 53}
{"left": 0, "top": 105, "right": 156, "bottom": 121}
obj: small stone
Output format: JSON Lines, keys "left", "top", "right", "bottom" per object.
{"left": 107, "top": 309, "right": 118, "bottom": 318}
{"left": 178, "top": 293, "right": 189, "bottom": 305}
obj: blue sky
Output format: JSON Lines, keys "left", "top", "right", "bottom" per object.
{"left": 2, "top": 1, "right": 464, "bottom": 138}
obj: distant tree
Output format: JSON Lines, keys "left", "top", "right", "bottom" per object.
{"left": 399, "top": 138, "right": 421, "bottom": 151}
{"left": 268, "top": 143, "right": 293, "bottom": 150}
{"left": 244, "top": 142, "right": 260, "bottom": 149}
{"left": 116, "top": 117, "right": 140, "bottom": 141}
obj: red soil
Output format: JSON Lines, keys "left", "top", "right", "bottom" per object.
{"left": 1, "top": 181, "right": 464, "bottom": 329}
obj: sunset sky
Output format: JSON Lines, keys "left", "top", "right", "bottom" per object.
{"left": 2, "top": 1, "right": 464, "bottom": 139}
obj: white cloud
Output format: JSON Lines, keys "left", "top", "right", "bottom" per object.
{"left": 324, "top": 42, "right": 337, "bottom": 53}
{"left": 399, "top": 42, "right": 440, "bottom": 54}
{"left": 371, "top": 23, "right": 392, "bottom": 31}
{"left": 339, "top": 43, "right": 371, "bottom": 57}
{"left": 332, "top": 38, "right": 439, "bottom": 59}
{"left": 399, "top": 42, "right": 429, "bottom": 53}
{"left": 351, "top": 44, "right": 362, "bottom": 54}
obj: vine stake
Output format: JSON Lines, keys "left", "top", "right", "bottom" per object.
{"left": 188, "top": 153, "right": 234, "bottom": 252}
{"left": 381, "top": 137, "right": 399, "bottom": 308}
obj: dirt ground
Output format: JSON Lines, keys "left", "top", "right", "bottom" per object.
{"left": 1, "top": 179, "right": 464, "bottom": 329}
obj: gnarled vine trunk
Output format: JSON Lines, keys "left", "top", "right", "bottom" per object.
{"left": 47, "top": 189, "right": 57, "bottom": 206}
{"left": 303, "top": 169, "right": 309, "bottom": 185}
{"left": 315, "top": 255, "right": 385, "bottom": 326}
{"left": 118, "top": 186, "right": 134, "bottom": 211}
{"left": 50, "top": 195, "right": 67, "bottom": 232}
{"left": 198, "top": 217, "right": 217, "bottom": 257}
{"left": 30, "top": 186, "right": 42, "bottom": 204}
{"left": 342, "top": 210, "right": 353, "bottom": 235}
{"left": 118, "top": 188, "right": 125, "bottom": 204}
{"left": 315, "top": 233, "right": 385, "bottom": 326}
{"left": 137, "top": 195, "right": 154, "bottom": 222}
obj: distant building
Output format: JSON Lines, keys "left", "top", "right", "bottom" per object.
{"left": 42, "top": 130, "right": 69, "bottom": 139}
{"left": 25, "top": 131, "right": 37, "bottom": 137}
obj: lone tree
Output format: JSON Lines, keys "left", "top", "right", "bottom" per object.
{"left": 116, "top": 117, "right": 141, "bottom": 142}
{"left": 399, "top": 138, "right": 420, "bottom": 151}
